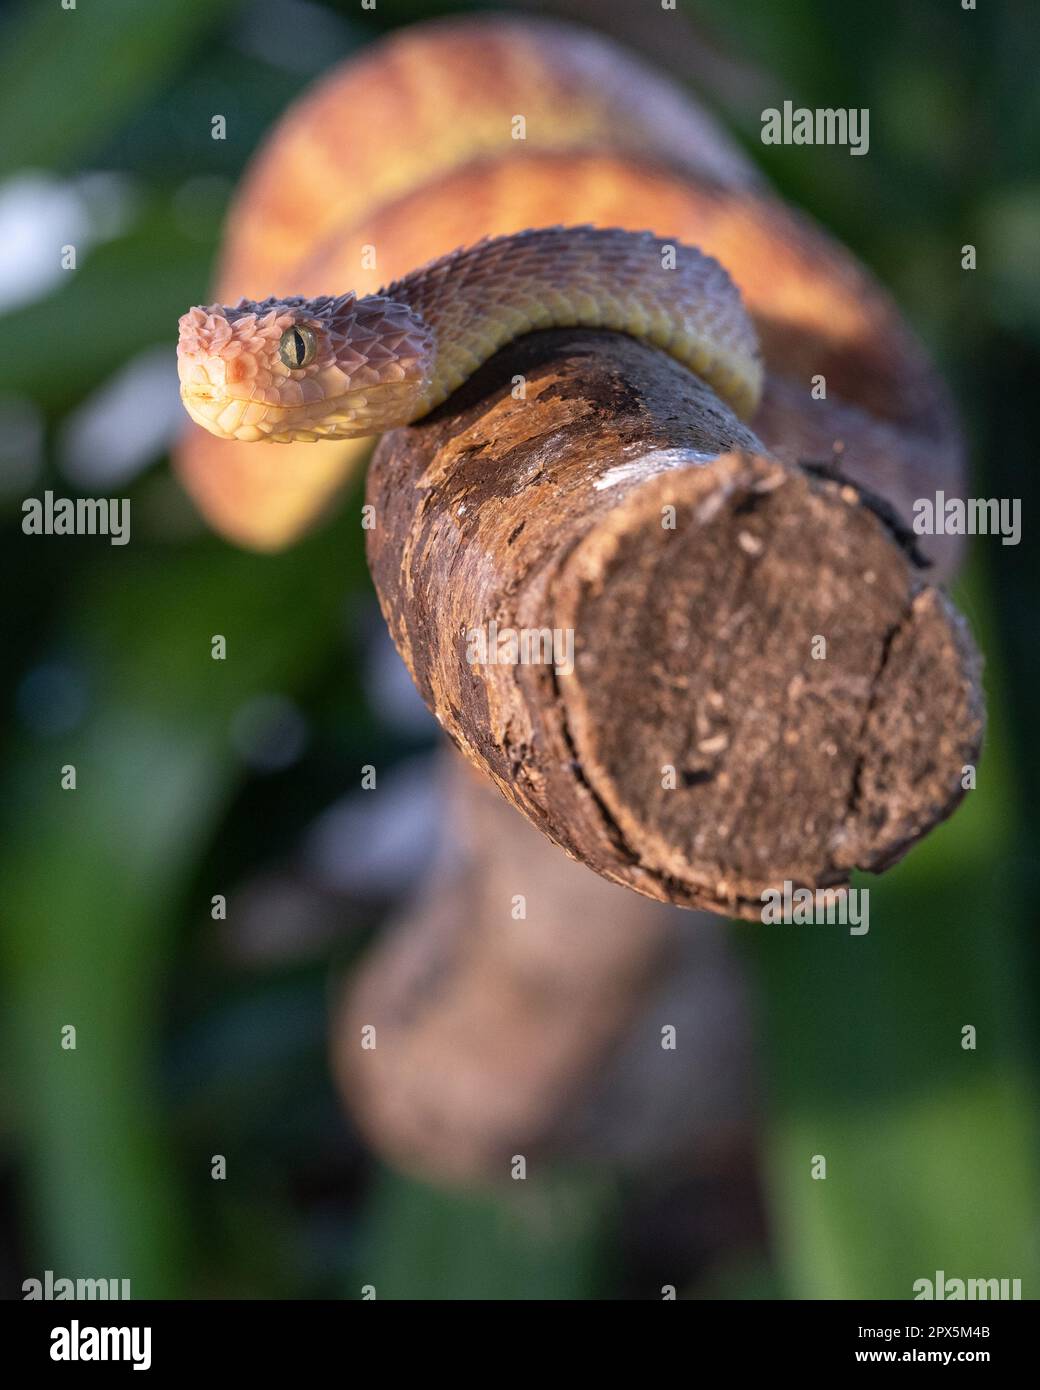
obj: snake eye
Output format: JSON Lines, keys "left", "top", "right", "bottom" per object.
{"left": 278, "top": 324, "right": 317, "bottom": 370}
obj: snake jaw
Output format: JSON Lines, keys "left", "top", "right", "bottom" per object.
{"left": 177, "top": 294, "right": 435, "bottom": 442}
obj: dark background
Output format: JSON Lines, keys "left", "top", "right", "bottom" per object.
{"left": 0, "top": 0, "right": 1037, "bottom": 1299}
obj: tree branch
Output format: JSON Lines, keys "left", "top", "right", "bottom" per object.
{"left": 333, "top": 752, "right": 754, "bottom": 1184}
{"left": 365, "top": 328, "right": 983, "bottom": 919}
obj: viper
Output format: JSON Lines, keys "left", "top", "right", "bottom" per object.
{"left": 174, "top": 14, "right": 957, "bottom": 558}
{"left": 178, "top": 226, "right": 762, "bottom": 441}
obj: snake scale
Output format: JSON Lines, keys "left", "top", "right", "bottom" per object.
{"left": 178, "top": 225, "right": 761, "bottom": 440}
{"left": 175, "top": 14, "right": 958, "bottom": 556}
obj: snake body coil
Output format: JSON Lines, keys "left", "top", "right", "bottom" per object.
{"left": 178, "top": 226, "right": 762, "bottom": 441}
{"left": 175, "top": 14, "right": 957, "bottom": 554}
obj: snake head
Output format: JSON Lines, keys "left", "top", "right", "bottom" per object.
{"left": 177, "top": 293, "right": 434, "bottom": 442}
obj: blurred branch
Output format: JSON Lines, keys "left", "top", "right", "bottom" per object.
{"left": 334, "top": 751, "right": 754, "bottom": 1186}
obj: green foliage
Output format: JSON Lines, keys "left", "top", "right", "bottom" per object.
{"left": 0, "top": 0, "right": 1035, "bottom": 1300}
{"left": 0, "top": 0, "right": 246, "bottom": 178}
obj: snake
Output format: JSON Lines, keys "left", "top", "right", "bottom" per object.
{"left": 175, "top": 14, "right": 959, "bottom": 558}
{"left": 178, "top": 226, "right": 762, "bottom": 442}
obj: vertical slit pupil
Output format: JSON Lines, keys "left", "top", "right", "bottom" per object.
{"left": 292, "top": 329, "right": 306, "bottom": 365}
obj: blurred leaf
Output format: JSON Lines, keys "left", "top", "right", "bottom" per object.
{"left": 745, "top": 562, "right": 1040, "bottom": 1297}
{"left": 357, "top": 1167, "right": 617, "bottom": 1301}
{"left": 0, "top": 506, "right": 364, "bottom": 1294}
{"left": 0, "top": 199, "right": 212, "bottom": 418}
{"left": 0, "top": 0, "right": 245, "bottom": 178}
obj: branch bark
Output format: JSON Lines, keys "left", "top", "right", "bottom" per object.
{"left": 365, "top": 328, "right": 983, "bottom": 920}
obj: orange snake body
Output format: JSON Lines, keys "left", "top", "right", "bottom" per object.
{"left": 176, "top": 15, "right": 959, "bottom": 558}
